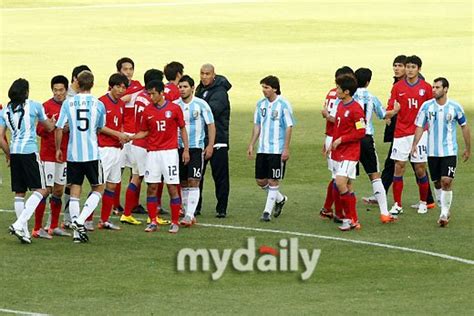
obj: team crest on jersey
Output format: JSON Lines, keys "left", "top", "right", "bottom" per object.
{"left": 165, "top": 111, "right": 172, "bottom": 118}
{"left": 47, "top": 174, "right": 53, "bottom": 181}
{"left": 271, "top": 110, "right": 279, "bottom": 119}
{"left": 344, "top": 110, "right": 350, "bottom": 117}
{"left": 192, "top": 110, "right": 200, "bottom": 119}
{"left": 419, "top": 89, "right": 425, "bottom": 96}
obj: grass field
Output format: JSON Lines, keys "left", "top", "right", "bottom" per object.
{"left": 1, "top": 0, "right": 473, "bottom": 315}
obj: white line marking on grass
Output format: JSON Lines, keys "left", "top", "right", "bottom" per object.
{"left": 0, "top": 308, "right": 49, "bottom": 316}
{"left": 197, "top": 223, "right": 474, "bottom": 265}
{"left": 1, "top": 208, "right": 472, "bottom": 265}
{"left": 0, "top": 0, "right": 260, "bottom": 12}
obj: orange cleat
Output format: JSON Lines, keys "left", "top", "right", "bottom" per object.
{"left": 380, "top": 214, "right": 397, "bottom": 224}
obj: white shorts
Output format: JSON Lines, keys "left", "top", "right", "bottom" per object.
{"left": 99, "top": 147, "right": 122, "bottom": 183}
{"left": 391, "top": 132, "right": 428, "bottom": 163}
{"left": 120, "top": 133, "right": 135, "bottom": 168}
{"left": 131, "top": 144, "right": 147, "bottom": 176}
{"left": 333, "top": 160, "right": 358, "bottom": 180}
{"left": 43, "top": 161, "right": 67, "bottom": 186}
{"left": 325, "top": 136, "right": 333, "bottom": 172}
{"left": 145, "top": 149, "right": 179, "bottom": 184}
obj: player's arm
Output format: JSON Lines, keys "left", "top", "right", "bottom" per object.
{"left": 208, "top": 90, "right": 229, "bottom": 117}
{"left": 247, "top": 124, "right": 261, "bottom": 160}
{"left": 411, "top": 106, "right": 428, "bottom": 156}
{"left": 282, "top": 126, "right": 293, "bottom": 162}
{"left": 373, "top": 96, "right": 386, "bottom": 120}
{"left": 461, "top": 124, "right": 471, "bottom": 162}
{"left": 384, "top": 86, "right": 400, "bottom": 119}
{"left": 180, "top": 126, "right": 190, "bottom": 165}
{"left": 0, "top": 125, "right": 10, "bottom": 164}
{"left": 99, "top": 126, "right": 129, "bottom": 143}
{"left": 130, "top": 130, "right": 149, "bottom": 140}
{"left": 204, "top": 123, "right": 216, "bottom": 160}
{"left": 55, "top": 127, "right": 64, "bottom": 163}
{"left": 411, "top": 126, "right": 424, "bottom": 157}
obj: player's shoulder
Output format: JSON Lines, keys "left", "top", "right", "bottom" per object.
{"left": 256, "top": 97, "right": 267, "bottom": 107}
{"left": 192, "top": 96, "right": 209, "bottom": 106}
{"left": 419, "top": 78, "right": 432, "bottom": 88}
{"left": 447, "top": 99, "right": 464, "bottom": 111}
{"left": 277, "top": 96, "right": 292, "bottom": 109}
{"left": 43, "top": 98, "right": 55, "bottom": 107}
{"left": 326, "top": 87, "right": 337, "bottom": 98}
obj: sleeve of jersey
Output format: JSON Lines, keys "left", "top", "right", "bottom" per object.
{"left": 329, "top": 99, "right": 339, "bottom": 118}
{"left": 0, "top": 111, "right": 5, "bottom": 127}
{"left": 253, "top": 104, "right": 260, "bottom": 125}
{"left": 97, "top": 102, "right": 106, "bottom": 129}
{"left": 140, "top": 109, "right": 149, "bottom": 132}
{"left": 341, "top": 110, "right": 365, "bottom": 143}
{"left": 415, "top": 105, "right": 427, "bottom": 127}
{"left": 387, "top": 86, "right": 397, "bottom": 110}
{"left": 202, "top": 102, "right": 215, "bottom": 124}
{"left": 36, "top": 102, "right": 47, "bottom": 121}
{"left": 373, "top": 96, "right": 386, "bottom": 119}
{"left": 176, "top": 106, "right": 186, "bottom": 128}
{"left": 56, "top": 103, "right": 68, "bottom": 129}
{"left": 282, "top": 104, "right": 295, "bottom": 127}
{"left": 456, "top": 105, "right": 467, "bottom": 126}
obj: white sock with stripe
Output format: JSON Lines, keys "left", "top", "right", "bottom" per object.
{"left": 77, "top": 192, "right": 102, "bottom": 225}
{"left": 13, "top": 191, "right": 43, "bottom": 232}
{"left": 440, "top": 190, "right": 452, "bottom": 218}
{"left": 185, "top": 188, "right": 200, "bottom": 219}
{"left": 372, "top": 178, "right": 389, "bottom": 216}
{"left": 181, "top": 188, "right": 190, "bottom": 212}
{"left": 264, "top": 186, "right": 279, "bottom": 214}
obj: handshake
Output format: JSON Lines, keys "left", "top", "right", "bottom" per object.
{"left": 117, "top": 132, "right": 131, "bottom": 145}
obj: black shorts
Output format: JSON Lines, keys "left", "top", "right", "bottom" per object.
{"left": 428, "top": 156, "right": 457, "bottom": 181}
{"left": 358, "top": 135, "right": 380, "bottom": 175}
{"left": 255, "top": 153, "right": 286, "bottom": 180}
{"left": 10, "top": 153, "right": 46, "bottom": 192}
{"left": 179, "top": 148, "right": 204, "bottom": 181}
{"left": 67, "top": 160, "right": 104, "bottom": 186}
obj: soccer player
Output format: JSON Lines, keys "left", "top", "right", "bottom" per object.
{"left": 353, "top": 68, "right": 396, "bottom": 223}
{"left": 131, "top": 80, "right": 189, "bottom": 234}
{"left": 97, "top": 73, "right": 130, "bottom": 230}
{"left": 412, "top": 77, "right": 470, "bottom": 226}
{"left": 320, "top": 66, "right": 353, "bottom": 222}
{"left": 55, "top": 70, "right": 127, "bottom": 243}
{"left": 0, "top": 78, "right": 55, "bottom": 244}
{"left": 164, "top": 61, "right": 184, "bottom": 101}
{"left": 175, "top": 75, "right": 215, "bottom": 226}
{"left": 33, "top": 75, "right": 71, "bottom": 239}
{"left": 385, "top": 55, "right": 433, "bottom": 215}
{"left": 247, "top": 75, "right": 294, "bottom": 222}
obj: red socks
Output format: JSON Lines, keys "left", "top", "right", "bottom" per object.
{"left": 147, "top": 196, "right": 158, "bottom": 222}
{"left": 100, "top": 189, "right": 115, "bottom": 222}
{"left": 124, "top": 183, "right": 139, "bottom": 216}
{"left": 170, "top": 197, "right": 181, "bottom": 224}
{"left": 50, "top": 196, "right": 62, "bottom": 230}
{"left": 323, "top": 180, "right": 334, "bottom": 210}
{"left": 34, "top": 198, "right": 47, "bottom": 231}
{"left": 392, "top": 176, "right": 404, "bottom": 206}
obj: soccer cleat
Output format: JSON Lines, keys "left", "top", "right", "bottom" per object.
{"left": 144, "top": 223, "right": 158, "bottom": 232}
{"left": 84, "top": 220, "right": 95, "bottom": 231}
{"left": 9, "top": 225, "right": 31, "bottom": 244}
{"left": 32, "top": 228, "right": 53, "bottom": 240}
{"left": 146, "top": 216, "right": 171, "bottom": 225}
{"left": 113, "top": 205, "right": 124, "bottom": 214}
{"left": 273, "top": 195, "right": 288, "bottom": 218}
{"left": 132, "top": 204, "right": 147, "bottom": 215}
{"left": 438, "top": 215, "right": 449, "bottom": 227}
{"left": 98, "top": 220, "right": 121, "bottom": 230}
{"left": 120, "top": 215, "right": 142, "bottom": 225}
{"left": 417, "top": 202, "right": 428, "bottom": 214}
{"left": 362, "top": 196, "right": 378, "bottom": 205}
{"left": 179, "top": 208, "right": 185, "bottom": 218}
{"left": 216, "top": 211, "right": 226, "bottom": 218}
{"left": 168, "top": 223, "right": 179, "bottom": 234}
{"left": 49, "top": 227, "right": 72, "bottom": 237}
{"left": 389, "top": 203, "right": 404, "bottom": 215}
{"left": 73, "top": 237, "right": 82, "bottom": 244}
{"left": 62, "top": 221, "right": 72, "bottom": 230}
{"left": 338, "top": 219, "right": 361, "bottom": 231}
{"left": 333, "top": 215, "right": 343, "bottom": 224}
{"left": 260, "top": 212, "right": 271, "bottom": 222}
{"left": 70, "top": 221, "right": 89, "bottom": 242}
{"left": 319, "top": 207, "right": 334, "bottom": 219}
{"left": 158, "top": 207, "right": 170, "bottom": 215}
{"left": 179, "top": 215, "right": 194, "bottom": 227}
{"left": 410, "top": 201, "right": 436, "bottom": 210}
{"left": 380, "top": 214, "right": 397, "bottom": 224}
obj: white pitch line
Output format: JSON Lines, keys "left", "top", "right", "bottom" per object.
{"left": 0, "top": 0, "right": 260, "bottom": 12}
{"left": 1, "top": 208, "right": 473, "bottom": 265}
{"left": 0, "top": 308, "right": 49, "bottom": 316}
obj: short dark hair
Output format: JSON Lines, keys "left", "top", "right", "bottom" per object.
{"left": 116, "top": 57, "right": 134, "bottom": 72}
{"left": 260, "top": 75, "right": 281, "bottom": 95}
{"left": 393, "top": 55, "right": 407, "bottom": 65}
{"left": 179, "top": 75, "right": 195, "bottom": 87}
{"left": 8, "top": 78, "right": 29, "bottom": 109}
{"left": 434, "top": 77, "right": 449, "bottom": 89}
{"left": 335, "top": 66, "right": 354, "bottom": 78}
{"left": 50, "top": 75, "right": 69, "bottom": 90}
{"left": 164, "top": 61, "right": 184, "bottom": 81}
{"left": 405, "top": 55, "right": 422, "bottom": 68}
{"left": 72, "top": 65, "right": 91, "bottom": 81}
{"left": 144, "top": 69, "right": 164, "bottom": 85}
{"left": 108, "top": 73, "right": 129, "bottom": 88}
{"left": 355, "top": 68, "right": 372, "bottom": 88}
{"left": 335, "top": 74, "right": 358, "bottom": 96}
{"left": 146, "top": 80, "right": 165, "bottom": 93}
{"left": 77, "top": 70, "right": 94, "bottom": 91}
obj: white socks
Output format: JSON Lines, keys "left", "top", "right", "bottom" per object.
{"left": 372, "top": 178, "right": 389, "bottom": 216}
{"left": 181, "top": 188, "right": 190, "bottom": 213}
{"left": 440, "top": 190, "right": 452, "bottom": 217}
{"left": 77, "top": 192, "right": 102, "bottom": 225}
{"left": 435, "top": 188, "right": 442, "bottom": 205}
{"left": 13, "top": 191, "right": 43, "bottom": 233}
{"left": 14, "top": 196, "right": 29, "bottom": 237}
{"left": 264, "top": 186, "right": 279, "bottom": 214}
{"left": 185, "top": 188, "right": 200, "bottom": 219}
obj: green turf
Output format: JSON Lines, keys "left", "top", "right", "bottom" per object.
{"left": 0, "top": 0, "right": 473, "bottom": 315}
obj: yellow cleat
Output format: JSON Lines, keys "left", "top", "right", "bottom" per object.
{"left": 120, "top": 215, "right": 142, "bottom": 225}
{"left": 146, "top": 216, "right": 171, "bottom": 225}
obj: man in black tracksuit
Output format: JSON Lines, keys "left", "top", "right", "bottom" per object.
{"left": 194, "top": 64, "right": 231, "bottom": 218}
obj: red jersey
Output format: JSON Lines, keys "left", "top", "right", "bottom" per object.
{"left": 332, "top": 99, "right": 366, "bottom": 162}
{"left": 98, "top": 94, "right": 124, "bottom": 148}
{"left": 132, "top": 90, "right": 152, "bottom": 149}
{"left": 140, "top": 101, "right": 185, "bottom": 151}
{"left": 387, "top": 78, "right": 433, "bottom": 138}
{"left": 324, "top": 88, "right": 338, "bottom": 137}
{"left": 37, "top": 98, "right": 68, "bottom": 162}
{"left": 122, "top": 79, "right": 143, "bottom": 133}
{"left": 164, "top": 82, "right": 180, "bottom": 101}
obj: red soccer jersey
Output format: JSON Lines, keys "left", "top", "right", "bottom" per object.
{"left": 140, "top": 101, "right": 185, "bottom": 151}
{"left": 132, "top": 90, "right": 152, "bottom": 149}
{"left": 324, "top": 88, "right": 338, "bottom": 137}
{"left": 164, "top": 82, "right": 180, "bottom": 101}
{"left": 387, "top": 78, "right": 433, "bottom": 138}
{"left": 98, "top": 94, "right": 124, "bottom": 148}
{"left": 37, "top": 98, "right": 68, "bottom": 162}
{"left": 122, "top": 79, "right": 143, "bottom": 133}
{"left": 332, "top": 99, "right": 366, "bottom": 162}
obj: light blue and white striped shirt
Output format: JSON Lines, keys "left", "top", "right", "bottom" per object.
{"left": 254, "top": 95, "right": 295, "bottom": 154}
{"left": 353, "top": 88, "right": 385, "bottom": 136}
{"left": 0, "top": 100, "right": 46, "bottom": 154}
{"left": 56, "top": 93, "right": 106, "bottom": 162}
{"left": 176, "top": 97, "right": 214, "bottom": 149}
{"left": 415, "top": 98, "right": 467, "bottom": 157}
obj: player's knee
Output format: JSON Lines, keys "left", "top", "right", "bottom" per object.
{"left": 441, "top": 177, "right": 452, "bottom": 190}
{"left": 37, "top": 188, "right": 49, "bottom": 197}
{"left": 51, "top": 186, "right": 63, "bottom": 197}
{"left": 147, "top": 183, "right": 158, "bottom": 195}
{"left": 268, "top": 179, "right": 279, "bottom": 187}
{"left": 256, "top": 179, "right": 268, "bottom": 187}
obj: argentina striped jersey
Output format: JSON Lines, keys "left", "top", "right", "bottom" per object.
{"left": 176, "top": 97, "right": 214, "bottom": 149}
{"left": 0, "top": 100, "right": 46, "bottom": 154}
{"left": 415, "top": 98, "right": 467, "bottom": 157}
{"left": 56, "top": 94, "right": 106, "bottom": 162}
{"left": 254, "top": 95, "right": 295, "bottom": 154}
{"left": 353, "top": 88, "right": 385, "bottom": 135}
